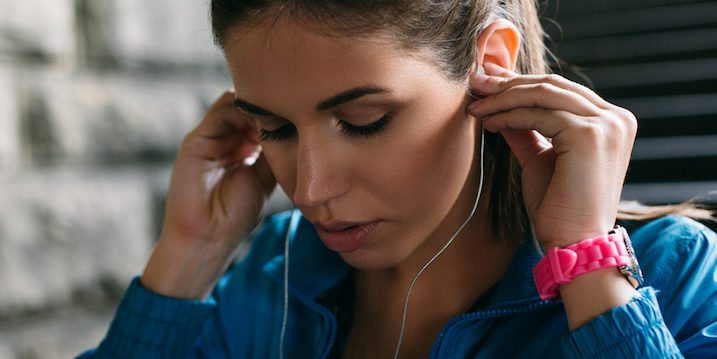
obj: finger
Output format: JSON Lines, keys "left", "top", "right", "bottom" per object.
{"left": 469, "top": 82, "right": 602, "bottom": 118}
{"left": 468, "top": 63, "right": 514, "bottom": 99}
{"left": 189, "top": 106, "right": 260, "bottom": 164}
{"left": 481, "top": 107, "right": 580, "bottom": 139}
{"left": 182, "top": 135, "right": 239, "bottom": 160}
{"left": 192, "top": 107, "right": 238, "bottom": 139}
{"left": 484, "top": 62, "right": 517, "bottom": 77}
{"left": 250, "top": 152, "right": 277, "bottom": 198}
{"left": 182, "top": 90, "right": 261, "bottom": 162}
{"left": 193, "top": 91, "right": 256, "bottom": 140}
{"left": 206, "top": 89, "right": 236, "bottom": 114}
{"left": 499, "top": 130, "right": 552, "bottom": 169}
{"left": 472, "top": 70, "right": 612, "bottom": 109}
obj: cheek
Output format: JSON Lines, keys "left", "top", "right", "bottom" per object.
{"left": 357, "top": 104, "right": 475, "bottom": 212}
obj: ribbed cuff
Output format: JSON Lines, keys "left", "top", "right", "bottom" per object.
{"left": 95, "top": 276, "right": 217, "bottom": 358}
{"left": 561, "top": 287, "right": 682, "bottom": 358}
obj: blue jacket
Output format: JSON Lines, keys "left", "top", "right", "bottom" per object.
{"left": 78, "top": 210, "right": 717, "bottom": 358}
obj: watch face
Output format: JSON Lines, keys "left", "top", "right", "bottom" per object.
{"left": 616, "top": 226, "right": 645, "bottom": 288}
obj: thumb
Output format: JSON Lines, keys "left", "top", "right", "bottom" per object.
{"left": 250, "top": 152, "right": 277, "bottom": 198}
{"left": 499, "top": 130, "right": 551, "bottom": 168}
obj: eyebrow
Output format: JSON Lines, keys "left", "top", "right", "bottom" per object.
{"left": 232, "top": 86, "right": 390, "bottom": 116}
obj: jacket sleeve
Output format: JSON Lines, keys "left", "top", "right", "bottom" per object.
{"left": 560, "top": 287, "right": 683, "bottom": 358}
{"left": 560, "top": 220, "right": 717, "bottom": 358}
{"left": 74, "top": 276, "right": 230, "bottom": 359}
{"left": 75, "top": 210, "right": 294, "bottom": 359}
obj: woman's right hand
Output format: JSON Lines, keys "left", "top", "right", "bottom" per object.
{"left": 141, "top": 90, "right": 276, "bottom": 299}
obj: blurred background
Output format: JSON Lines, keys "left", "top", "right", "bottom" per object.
{"left": 0, "top": 0, "right": 715, "bottom": 358}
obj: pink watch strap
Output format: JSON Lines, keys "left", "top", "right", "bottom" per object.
{"left": 533, "top": 231, "right": 631, "bottom": 300}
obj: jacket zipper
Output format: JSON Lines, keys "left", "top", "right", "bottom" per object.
{"left": 266, "top": 271, "right": 338, "bottom": 359}
{"left": 269, "top": 210, "right": 339, "bottom": 359}
{"left": 278, "top": 274, "right": 560, "bottom": 358}
{"left": 428, "top": 300, "right": 561, "bottom": 358}
{"left": 295, "top": 294, "right": 338, "bottom": 359}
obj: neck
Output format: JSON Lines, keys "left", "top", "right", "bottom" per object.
{"left": 355, "top": 196, "right": 515, "bottom": 307}
{"left": 347, "top": 176, "right": 518, "bottom": 358}
{"left": 354, "top": 162, "right": 517, "bottom": 314}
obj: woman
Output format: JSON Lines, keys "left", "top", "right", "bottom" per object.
{"left": 78, "top": 0, "right": 717, "bottom": 358}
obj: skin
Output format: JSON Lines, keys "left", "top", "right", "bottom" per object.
{"left": 141, "top": 15, "right": 639, "bottom": 358}
{"left": 226, "top": 17, "right": 495, "bottom": 272}
{"left": 225, "top": 18, "right": 516, "bottom": 357}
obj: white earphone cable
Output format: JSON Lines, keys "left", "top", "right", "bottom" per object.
{"left": 392, "top": 126, "right": 486, "bottom": 359}
{"left": 279, "top": 206, "right": 295, "bottom": 359}
{"left": 279, "top": 126, "right": 485, "bottom": 359}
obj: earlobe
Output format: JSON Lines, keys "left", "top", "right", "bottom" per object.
{"left": 475, "top": 19, "right": 521, "bottom": 73}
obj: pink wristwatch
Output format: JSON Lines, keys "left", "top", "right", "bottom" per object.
{"left": 533, "top": 225, "right": 644, "bottom": 300}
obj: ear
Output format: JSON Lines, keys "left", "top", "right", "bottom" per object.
{"left": 475, "top": 19, "right": 520, "bottom": 73}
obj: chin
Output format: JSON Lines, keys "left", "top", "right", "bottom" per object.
{"left": 337, "top": 248, "right": 408, "bottom": 271}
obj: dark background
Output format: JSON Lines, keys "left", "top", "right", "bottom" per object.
{"left": 541, "top": 0, "right": 717, "bottom": 218}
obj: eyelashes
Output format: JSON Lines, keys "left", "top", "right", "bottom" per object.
{"left": 258, "top": 124, "right": 295, "bottom": 142}
{"left": 258, "top": 114, "right": 393, "bottom": 142}
{"left": 342, "top": 113, "right": 392, "bottom": 138}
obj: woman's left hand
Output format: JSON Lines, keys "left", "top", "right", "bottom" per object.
{"left": 468, "top": 63, "right": 638, "bottom": 250}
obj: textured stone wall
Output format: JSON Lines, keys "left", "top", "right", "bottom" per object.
{"left": 0, "top": 1, "right": 289, "bottom": 357}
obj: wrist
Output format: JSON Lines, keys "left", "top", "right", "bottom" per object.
{"left": 541, "top": 229, "right": 611, "bottom": 251}
{"left": 533, "top": 225, "right": 643, "bottom": 301}
{"left": 559, "top": 267, "right": 638, "bottom": 330}
{"left": 533, "top": 223, "right": 645, "bottom": 330}
{"left": 535, "top": 216, "right": 616, "bottom": 250}
{"left": 141, "top": 238, "right": 235, "bottom": 300}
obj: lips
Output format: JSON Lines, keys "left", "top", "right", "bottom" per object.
{"left": 314, "top": 220, "right": 381, "bottom": 252}
{"left": 315, "top": 221, "right": 367, "bottom": 232}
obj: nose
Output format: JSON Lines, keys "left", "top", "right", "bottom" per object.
{"left": 291, "top": 132, "right": 348, "bottom": 209}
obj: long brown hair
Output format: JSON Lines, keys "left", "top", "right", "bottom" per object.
{"left": 210, "top": 0, "right": 715, "bottom": 244}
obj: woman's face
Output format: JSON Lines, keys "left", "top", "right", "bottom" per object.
{"left": 225, "top": 18, "right": 480, "bottom": 270}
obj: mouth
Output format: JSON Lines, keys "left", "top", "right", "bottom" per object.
{"left": 314, "top": 220, "right": 381, "bottom": 252}
{"left": 315, "top": 220, "right": 373, "bottom": 232}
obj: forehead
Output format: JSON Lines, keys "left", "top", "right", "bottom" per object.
{"left": 223, "top": 18, "right": 442, "bottom": 110}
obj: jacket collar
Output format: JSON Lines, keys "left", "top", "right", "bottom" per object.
{"left": 263, "top": 210, "right": 548, "bottom": 307}
{"left": 485, "top": 229, "right": 547, "bottom": 308}
{"left": 262, "top": 210, "right": 351, "bottom": 299}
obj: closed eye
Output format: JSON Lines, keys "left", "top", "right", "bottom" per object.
{"left": 339, "top": 114, "right": 392, "bottom": 138}
{"left": 258, "top": 113, "right": 393, "bottom": 142}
